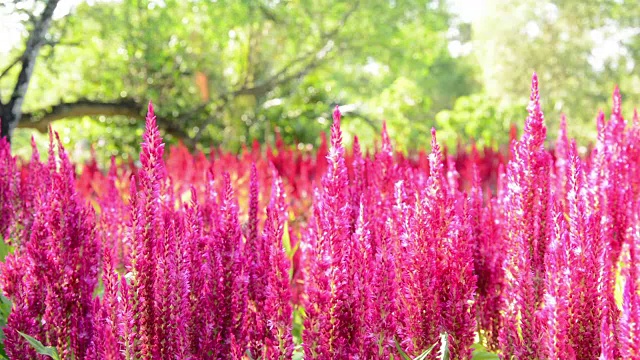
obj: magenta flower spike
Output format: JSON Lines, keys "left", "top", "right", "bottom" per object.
{"left": 182, "top": 186, "right": 211, "bottom": 355}
{"left": 499, "top": 73, "right": 549, "bottom": 359}
{"left": 402, "top": 129, "right": 444, "bottom": 353}
{"left": 439, "top": 201, "right": 477, "bottom": 360}
{"left": 618, "top": 247, "right": 640, "bottom": 359}
{"left": 303, "top": 105, "right": 361, "bottom": 358}
{"left": 2, "top": 129, "right": 99, "bottom": 359}
{"left": 263, "top": 172, "right": 294, "bottom": 358}
{"left": 612, "top": 85, "right": 622, "bottom": 121}
{"left": 96, "top": 156, "right": 129, "bottom": 271}
{"left": 209, "top": 172, "right": 248, "bottom": 355}
{"left": 617, "top": 201, "right": 640, "bottom": 359}
{"left": 0, "top": 128, "right": 16, "bottom": 239}
{"left": 93, "top": 246, "right": 123, "bottom": 360}
{"left": 350, "top": 135, "right": 365, "bottom": 226}
{"left": 433, "top": 132, "right": 477, "bottom": 359}
{"left": 471, "top": 163, "right": 503, "bottom": 351}
{"left": 555, "top": 114, "right": 570, "bottom": 208}
{"left": 3, "top": 77, "right": 640, "bottom": 359}
{"left": 543, "top": 205, "right": 574, "bottom": 360}
{"left": 368, "top": 181, "right": 404, "bottom": 357}
{"left": 127, "top": 101, "right": 167, "bottom": 358}
{"left": 246, "top": 163, "right": 267, "bottom": 355}
{"left": 563, "top": 140, "right": 601, "bottom": 357}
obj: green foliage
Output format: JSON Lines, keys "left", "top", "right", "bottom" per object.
{"left": 472, "top": 350, "right": 500, "bottom": 360}
{"left": 472, "top": 0, "right": 640, "bottom": 143}
{"left": 0, "top": 294, "right": 11, "bottom": 359}
{"left": 394, "top": 333, "right": 444, "bottom": 360}
{"left": 435, "top": 94, "right": 525, "bottom": 149}
{"left": 291, "top": 305, "right": 305, "bottom": 353}
{"left": 4, "top": 0, "right": 479, "bottom": 158}
{"left": 0, "top": 235, "right": 12, "bottom": 359}
{"left": 471, "top": 342, "right": 500, "bottom": 360}
{"left": 291, "top": 306, "right": 305, "bottom": 359}
{"left": 0, "top": 236, "right": 13, "bottom": 263}
{"left": 437, "top": 333, "right": 450, "bottom": 360}
{"left": 5, "top": 0, "right": 639, "bottom": 159}
{"left": 17, "top": 331, "right": 60, "bottom": 360}
{"left": 393, "top": 335, "right": 500, "bottom": 360}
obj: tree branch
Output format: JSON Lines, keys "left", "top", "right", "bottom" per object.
{"left": 347, "top": 110, "right": 380, "bottom": 132}
{"left": 174, "top": 40, "right": 333, "bottom": 131}
{"left": 182, "top": 2, "right": 360, "bottom": 144}
{"left": 5, "top": 1, "right": 361, "bottom": 145}
{"left": 17, "top": 99, "right": 190, "bottom": 139}
{"left": 331, "top": 103, "right": 380, "bottom": 132}
{"left": 233, "top": 1, "right": 359, "bottom": 98}
{"left": 212, "top": 0, "right": 358, "bottom": 103}
{"left": 0, "top": 56, "right": 22, "bottom": 80}
{"left": 257, "top": 3, "right": 281, "bottom": 24}
{"left": 3, "top": 0, "right": 61, "bottom": 140}
{"left": 19, "top": 99, "right": 143, "bottom": 133}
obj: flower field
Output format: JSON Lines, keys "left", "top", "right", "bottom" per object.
{"left": 0, "top": 74, "right": 639, "bottom": 359}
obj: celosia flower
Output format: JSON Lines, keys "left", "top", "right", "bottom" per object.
{"left": 617, "top": 202, "right": 640, "bottom": 359}
{"left": 246, "top": 164, "right": 268, "bottom": 355}
{"left": 262, "top": 171, "right": 294, "bottom": 358}
{"left": 128, "top": 102, "right": 165, "bottom": 359}
{"left": 0, "top": 125, "right": 17, "bottom": 239}
{"left": 499, "top": 73, "right": 549, "bottom": 359}
{"left": 2, "top": 130, "right": 99, "bottom": 358}
{"left": 1, "top": 79, "right": 638, "bottom": 359}
{"left": 542, "top": 204, "right": 573, "bottom": 359}
{"left": 470, "top": 163, "right": 503, "bottom": 351}
{"left": 304, "top": 105, "right": 362, "bottom": 358}
{"left": 564, "top": 140, "right": 601, "bottom": 357}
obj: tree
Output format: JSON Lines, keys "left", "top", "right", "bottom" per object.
{"left": 471, "top": 0, "right": 640, "bottom": 142}
{"left": 0, "top": 0, "right": 60, "bottom": 142}
{"left": 1, "top": 0, "right": 478, "bottom": 153}
{"left": 435, "top": 93, "right": 525, "bottom": 149}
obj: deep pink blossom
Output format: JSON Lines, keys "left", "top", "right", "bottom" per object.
{"left": 499, "top": 73, "right": 549, "bottom": 359}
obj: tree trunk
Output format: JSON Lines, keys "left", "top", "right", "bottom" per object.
{"left": 0, "top": 108, "right": 14, "bottom": 142}
{"left": 0, "top": 0, "right": 61, "bottom": 143}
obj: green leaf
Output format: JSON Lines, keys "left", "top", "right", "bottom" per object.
{"left": 472, "top": 350, "right": 500, "bottom": 360}
{"left": 437, "top": 332, "right": 450, "bottom": 360}
{"left": 394, "top": 337, "right": 438, "bottom": 360}
{"left": 292, "top": 346, "right": 304, "bottom": 360}
{"left": 0, "top": 294, "right": 11, "bottom": 326}
{"left": 415, "top": 341, "right": 438, "bottom": 360}
{"left": 0, "top": 293, "right": 12, "bottom": 358}
{"left": 17, "top": 331, "right": 60, "bottom": 360}
{"left": 282, "top": 221, "right": 292, "bottom": 256}
{"left": 0, "top": 237, "right": 14, "bottom": 263}
{"left": 394, "top": 338, "right": 412, "bottom": 360}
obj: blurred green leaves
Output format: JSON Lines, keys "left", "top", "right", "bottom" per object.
{"left": 0, "top": 293, "right": 10, "bottom": 359}
{"left": 3, "top": 0, "right": 478, "bottom": 159}
{"left": 472, "top": 0, "right": 640, "bottom": 143}
{"left": 4, "top": 0, "right": 638, "bottom": 160}
{"left": 435, "top": 94, "right": 526, "bottom": 149}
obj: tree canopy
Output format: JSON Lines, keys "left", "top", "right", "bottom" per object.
{"left": 472, "top": 0, "right": 640, "bottom": 140}
{"left": 1, "top": 0, "right": 480, "bottom": 158}
{"left": 1, "top": 0, "right": 638, "bottom": 160}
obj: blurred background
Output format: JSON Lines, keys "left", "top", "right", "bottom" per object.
{"left": 1, "top": 0, "right": 639, "bottom": 163}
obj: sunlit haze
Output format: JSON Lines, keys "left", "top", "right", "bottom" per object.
{"left": 0, "top": 0, "right": 486, "bottom": 54}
